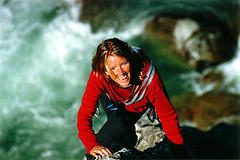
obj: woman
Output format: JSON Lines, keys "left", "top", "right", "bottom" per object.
{"left": 77, "top": 38, "right": 186, "bottom": 159}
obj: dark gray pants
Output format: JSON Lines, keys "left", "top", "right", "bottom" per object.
{"left": 86, "top": 94, "right": 143, "bottom": 159}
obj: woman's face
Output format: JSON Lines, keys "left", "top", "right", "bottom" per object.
{"left": 105, "top": 55, "right": 131, "bottom": 88}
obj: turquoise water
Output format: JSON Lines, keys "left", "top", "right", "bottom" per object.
{"left": 0, "top": 0, "right": 239, "bottom": 159}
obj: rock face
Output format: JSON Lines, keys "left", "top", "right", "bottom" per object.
{"left": 173, "top": 92, "right": 240, "bottom": 129}
{"left": 93, "top": 108, "right": 240, "bottom": 159}
{"left": 173, "top": 18, "right": 226, "bottom": 69}
{"left": 75, "top": 0, "right": 128, "bottom": 32}
{"left": 134, "top": 109, "right": 165, "bottom": 151}
{"left": 145, "top": 15, "right": 238, "bottom": 72}
{"left": 182, "top": 123, "right": 240, "bottom": 159}
{"left": 78, "top": 0, "right": 239, "bottom": 72}
{"left": 95, "top": 122, "right": 240, "bottom": 159}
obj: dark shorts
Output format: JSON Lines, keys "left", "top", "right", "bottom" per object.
{"left": 85, "top": 94, "right": 143, "bottom": 159}
{"left": 96, "top": 94, "right": 143, "bottom": 152}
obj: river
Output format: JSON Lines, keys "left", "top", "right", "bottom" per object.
{"left": 0, "top": 0, "right": 239, "bottom": 159}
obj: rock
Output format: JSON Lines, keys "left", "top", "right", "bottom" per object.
{"left": 95, "top": 123, "right": 240, "bottom": 159}
{"left": 75, "top": 0, "right": 128, "bottom": 32}
{"left": 173, "top": 19, "right": 222, "bottom": 68}
{"left": 173, "top": 92, "right": 240, "bottom": 129}
{"left": 134, "top": 110, "right": 165, "bottom": 151}
{"left": 182, "top": 123, "right": 240, "bottom": 159}
{"left": 78, "top": 0, "right": 238, "bottom": 71}
{"left": 145, "top": 14, "right": 237, "bottom": 72}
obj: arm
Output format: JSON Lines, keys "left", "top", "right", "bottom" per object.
{"left": 77, "top": 71, "right": 103, "bottom": 153}
{"left": 147, "top": 71, "right": 184, "bottom": 145}
{"left": 147, "top": 72, "right": 192, "bottom": 158}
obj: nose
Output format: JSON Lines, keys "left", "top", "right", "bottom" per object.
{"left": 116, "top": 67, "right": 124, "bottom": 75}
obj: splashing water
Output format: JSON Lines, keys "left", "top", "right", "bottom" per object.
{"left": 180, "top": 35, "right": 240, "bottom": 95}
{"left": 0, "top": 0, "right": 147, "bottom": 159}
{"left": 0, "top": 0, "right": 239, "bottom": 159}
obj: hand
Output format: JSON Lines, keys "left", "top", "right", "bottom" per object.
{"left": 90, "top": 145, "right": 112, "bottom": 158}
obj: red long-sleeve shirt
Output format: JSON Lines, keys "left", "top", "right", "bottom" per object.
{"left": 77, "top": 60, "right": 183, "bottom": 154}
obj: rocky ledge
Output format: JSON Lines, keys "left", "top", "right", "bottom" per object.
{"left": 93, "top": 122, "right": 239, "bottom": 159}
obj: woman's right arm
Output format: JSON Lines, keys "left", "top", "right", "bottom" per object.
{"left": 77, "top": 71, "right": 104, "bottom": 154}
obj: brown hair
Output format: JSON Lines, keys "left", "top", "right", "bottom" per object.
{"left": 92, "top": 37, "right": 147, "bottom": 83}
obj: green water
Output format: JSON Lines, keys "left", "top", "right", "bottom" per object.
{"left": 0, "top": 0, "right": 239, "bottom": 159}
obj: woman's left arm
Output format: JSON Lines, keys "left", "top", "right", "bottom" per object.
{"left": 147, "top": 71, "right": 184, "bottom": 145}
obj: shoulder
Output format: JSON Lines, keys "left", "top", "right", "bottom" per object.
{"left": 142, "top": 59, "right": 151, "bottom": 73}
{"left": 87, "top": 70, "right": 109, "bottom": 87}
{"left": 89, "top": 70, "right": 107, "bottom": 81}
{"left": 85, "top": 71, "right": 98, "bottom": 89}
{"left": 145, "top": 63, "right": 164, "bottom": 89}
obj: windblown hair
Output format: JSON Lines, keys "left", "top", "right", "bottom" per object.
{"left": 92, "top": 37, "right": 148, "bottom": 84}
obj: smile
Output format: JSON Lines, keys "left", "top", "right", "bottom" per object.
{"left": 118, "top": 74, "right": 128, "bottom": 81}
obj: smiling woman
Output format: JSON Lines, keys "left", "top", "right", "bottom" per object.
{"left": 77, "top": 38, "right": 189, "bottom": 159}
{"left": 105, "top": 55, "right": 131, "bottom": 88}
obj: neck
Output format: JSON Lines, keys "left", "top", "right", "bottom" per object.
{"left": 119, "top": 84, "right": 132, "bottom": 88}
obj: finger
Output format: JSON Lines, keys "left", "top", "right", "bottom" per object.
{"left": 91, "top": 152, "right": 98, "bottom": 158}
{"left": 95, "top": 149, "right": 106, "bottom": 156}
{"left": 100, "top": 148, "right": 111, "bottom": 156}
{"left": 90, "top": 146, "right": 112, "bottom": 157}
{"left": 104, "top": 148, "right": 112, "bottom": 156}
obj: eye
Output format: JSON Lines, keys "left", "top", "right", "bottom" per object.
{"left": 121, "top": 61, "right": 129, "bottom": 67}
{"left": 111, "top": 67, "right": 117, "bottom": 72}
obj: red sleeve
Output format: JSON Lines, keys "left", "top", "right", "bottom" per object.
{"left": 77, "top": 71, "right": 103, "bottom": 153}
{"left": 147, "top": 71, "right": 184, "bottom": 145}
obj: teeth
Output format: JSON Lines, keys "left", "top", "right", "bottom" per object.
{"left": 119, "top": 75, "right": 127, "bottom": 80}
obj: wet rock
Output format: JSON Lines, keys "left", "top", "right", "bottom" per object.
{"left": 182, "top": 123, "right": 240, "bottom": 159}
{"left": 145, "top": 15, "right": 237, "bottom": 72}
{"left": 95, "top": 123, "right": 240, "bottom": 159}
{"left": 75, "top": 0, "right": 131, "bottom": 32}
{"left": 144, "top": 0, "right": 239, "bottom": 72}
{"left": 78, "top": 0, "right": 238, "bottom": 71}
{"left": 134, "top": 111, "right": 165, "bottom": 151}
{"left": 174, "top": 19, "right": 223, "bottom": 68}
{"left": 199, "top": 69, "right": 225, "bottom": 88}
{"left": 173, "top": 92, "right": 240, "bottom": 129}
